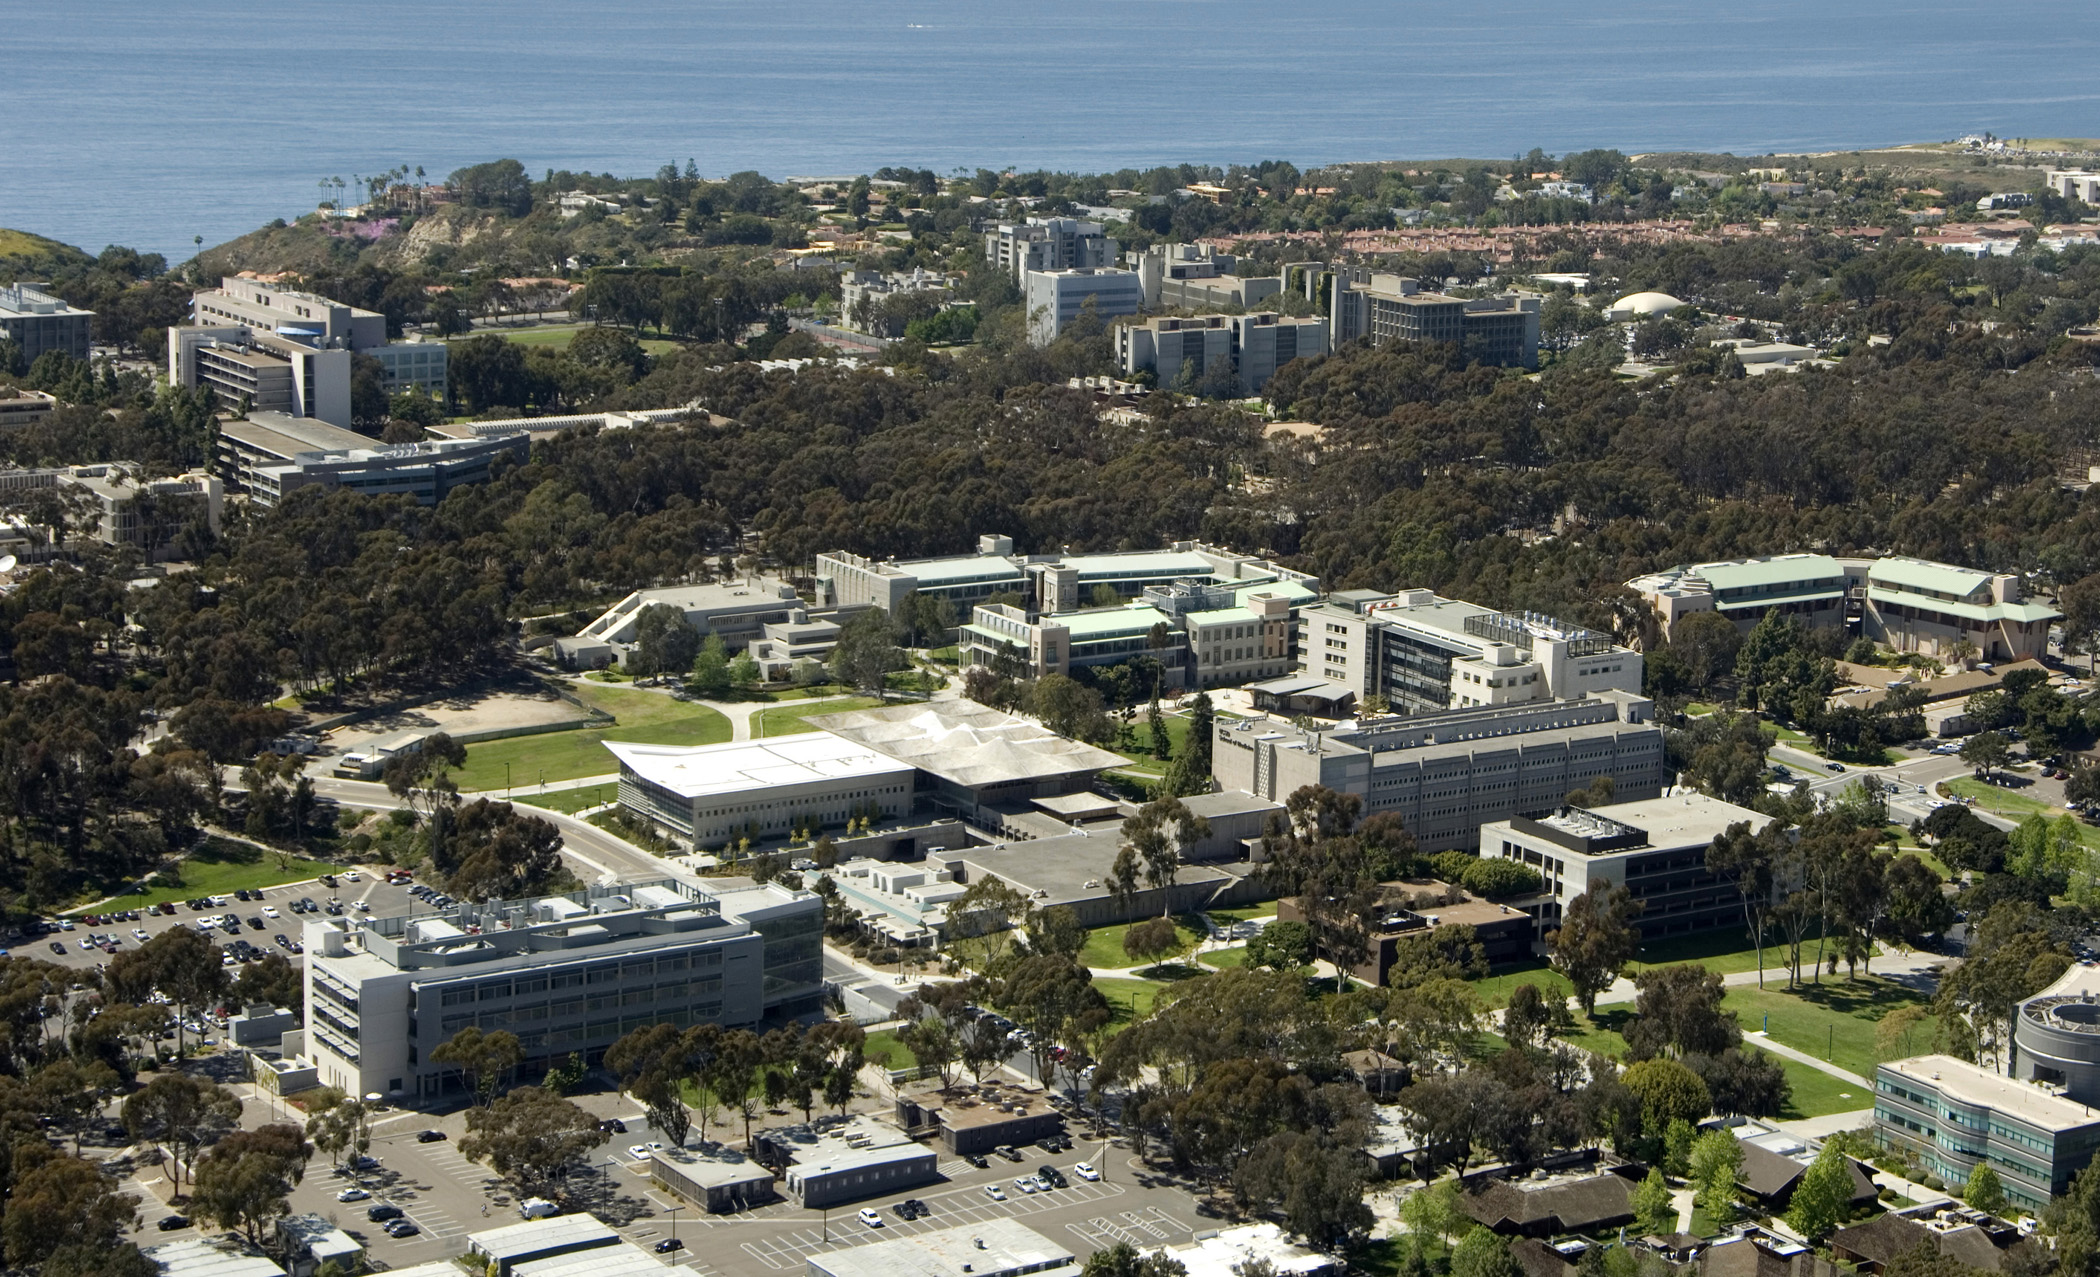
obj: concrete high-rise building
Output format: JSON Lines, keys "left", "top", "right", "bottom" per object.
{"left": 1023, "top": 268, "right": 1143, "bottom": 345}
{"left": 1116, "top": 312, "right": 1328, "bottom": 393}
{"left": 1330, "top": 270, "right": 1540, "bottom": 368}
{"left": 1128, "top": 242, "right": 1284, "bottom": 311}
{"left": 985, "top": 217, "right": 1118, "bottom": 281}
{"left": 0, "top": 284, "right": 93, "bottom": 364}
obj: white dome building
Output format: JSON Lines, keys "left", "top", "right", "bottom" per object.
{"left": 1603, "top": 290, "right": 1688, "bottom": 322}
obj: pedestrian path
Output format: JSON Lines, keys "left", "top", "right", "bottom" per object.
{"left": 1742, "top": 1031, "right": 1871, "bottom": 1087}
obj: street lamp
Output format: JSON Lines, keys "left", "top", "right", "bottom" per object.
{"left": 505, "top": 762, "right": 512, "bottom": 798}
{"left": 667, "top": 1203, "right": 678, "bottom": 1249}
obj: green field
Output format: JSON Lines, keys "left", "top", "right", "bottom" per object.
{"left": 520, "top": 785, "right": 615, "bottom": 815}
{"left": 863, "top": 1029, "right": 918, "bottom": 1070}
{"left": 465, "top": 324, "right": 680, "bottom": 356}
{"left": 1942, "top": 777, "right": 2100, "bottom": 849}
{"left": 1470, "top": 961, "right": 1577, "bottom": 1009}
{"left": 452, "top": 684, "right": 729, "bottom": 792}
{"left": 1094, "top": 976, "right": 1175, "bottom": 1026}
{"left": 753, "top": 696, "right": 884, "bottom": 739}
{"left": 1722, "top": 977, "right": 1937, "bottom": 1080}
{"left": 1078, "top": 914, "right": 1209, "bottom": 970}
{"left": 72, "top": 838, "right": 340, "bottom": 914}
{"left": 1771, "top": 1055, "right": 1873, "bottom": 1118}
{"left": 1201, "top": 946, "right": 1249, "bottom": 970}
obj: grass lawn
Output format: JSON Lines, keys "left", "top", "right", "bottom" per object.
{"left": 1079, "top": 914, "right": 1209, "bottom": 970}
{"left": 74, "top": 838, "right": 339, "bottom": 914}
{"left": 452, "top": 684, "right": 730, "bottom": 792}
{"left": 1942, "top": 777, "right": 2100, "bottom": 847}
{"left": 1685, "top": 702, "right": 1719, "bottom": 717}
{"left": 1723, "top": 976, "right": 1938, "bottom": 1079}
{"left": 1470, "top": 961, "right": 1576, "bottom": 1008}
{"left": 1626, "top": 927, "right": 1799, "bottom": 977}
{"left": 472, "top": 324, "right": 680, "bottom": 356}
{"left": 863, "top": 1029, "right": 917, "bottom": 1070}
{"left": 519, "top": 786, "right": 615, "bottom": 815}
{"left": 1095, "top": 976, "right": 1179, "bottom": 1027}
{"left": 1204, "top": 901, "right": 1279, "bottom": 925}
{"left": 753, "top": 696, "right": 884, "bottom": 738}
{"left": 1127, "top": 715, "right": 1192, "bottom": 766}
{"left": 1771, "top": 1055, "right": 1872, "bottom": 1118}
{"left": 1563, "top": 1008, "right": 1633, "bottom": 1059}
{"left": 1202, "top": 946, "right": 1249, "bottom": 970}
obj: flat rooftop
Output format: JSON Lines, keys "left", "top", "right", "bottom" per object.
{"left": 514, "top": 1242, "right": 668, "bottom": 1277}
{"left": 808, "top": 700, "right": 1125, "bottom": 789}
{"left": 945, "top": 830, "right": 1238, "bottom": 909}
{"left": 807, "top": 1218, "right": 1078, "bottom": 1277}
{"left": 467, "top": 1214, "right": 621, "bottom": 1261}
{"left": 143, "top": 1240, "right": 286, "bottom": 1277}
{"left": 1533, "top": 793, "right": 1768, "bottom": 850}
{"left": 1881, "top": 1055, "right": 2100, "bottom": 1132}
{"left": 222, "top": 412, "right": 372, "bottom": 457}
{"left": 602, "top": 733, "right": 915, "bottom": 800}
{"left": 1057, "top": 550, "right": 1217, "bottom": 578}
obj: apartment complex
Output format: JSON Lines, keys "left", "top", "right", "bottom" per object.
{"left": 296, "top": 878, "right": 823, "bottom": 1100}
{"left": 985, "top": 217, "right": 1118, "bottom": 281}
{"left": 1875, "top": 1054, "right": 2100, "bottom": 1212}
{"left": 1298, "top": 587, "right": 1643, "bottom": 716}
{"left": 1477, "top": 792, "right": 1771, "bottom": 945}
{"left": 1627, "top": 553, "right": 2060, "bottom": 661}
{"left": 1116, "top": 312, "right": 1329, "bottom": 393}
{"left": 1214, "top": 690, "right": 1665, "bottom": 852}
{"left": 1024, "top": 267, "right": 1144, "bottom": 344}
{"left": 169, "top": 277, "right": 446, "bottom": 427}
{"left": 0, "top": 285, "right": 92, "bottom": 364}
{"left": 216, "top": 411, "right": 526, "bottom": 507}
{"left": 1330, "top": 270, "right": 1541, "bottom": 368}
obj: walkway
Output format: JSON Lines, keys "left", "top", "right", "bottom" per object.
{"left": 1741, "top": 1031, "right": 1871, "bottom": 1088}
{"left": 1587, "top": 950, "right": 1950, "bottom": 1009}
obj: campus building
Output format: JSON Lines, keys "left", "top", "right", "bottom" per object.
{"left": 296, "top": 878, "right": 822, "bottom": 1101}
{"left": 1024, "top": 267, "right": 1144, "bottom": 345}
{"left": 985, "top": 217, "right": 1117, "bottom": 281}
{"left": 605, "top": 734, "right": 916, "bottom": 848}
{"left": 2014, "top": 965, "right": 2100, "bottom": 1103}
{"left": 755, "top": 1114, "right": 940, "bottom": 1208}
{"left": 808, "top": 1218, "right": 1079, "bottom": 1277}
{"left": 1477, "top": 792, "right": 1772, "bottom": 945}
{"left": 817, "top": 537, "right": 1316, "bottom": 617}
{"left": 568, "top": 578, "right": 830, "bottom": 668}
{"left": 1330, "top": 270, "right": 1540, "bottom": 369}
{"left": 1214, "top": 690, "right": 1665, "bottom": 853}
{"left": 1116, "top": 312, "right": 1328, "bottom": 393}
{"left": 0, "top": 284, "right": 92, "bottom": 364}
{"left": 0, "top": 463, "right": 222, "bottom": 558}
{"left": 216, "top": 411, "right": 526, "bottom": 507}
{"left": 169, "top": 277, "right": 446, "bottom": 427}
{"left": 1296, "top": 588, "right": 1643, "bottom": 716}
{"left": 817, "top": 534, "right": 1030, "bottom": 614}
{"left": 0, "top": 388, "right": 56, "bottom": 429}
{"left": 1874, "top": 1054, "right": 2100, "bottom": 1213}
{"left": 1127, "top": 242, "right": 1284, "bottom": 311}
{"left": 1626, "top": 554, "right": 2059, "bottom": 662}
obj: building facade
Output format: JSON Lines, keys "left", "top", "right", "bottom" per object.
{"left": 986, "top": 217, "right": 1117, "bottom": 281}
{"left": 1477, "top": 793, "right": 1772, "bottom": 945}
{"left": 1330, "top": 271, "right": 1540, "bottom": 368}
{"left": 1215, "top": 691, "right": 1665, "bottom": 853}
{"left": 1116, "top": 312, "right": 1328, "bottom": 393}
{"left": 606, "top": 734, "right": 916, "bottom": 848}
{"left": 1297, "top": 588, "right": 1643, "bottom": 716}
{"left": 573, "top": 578, "right": 822, "bottom": 663}
{"left": 298, "top": 878, "right": 821, "bottom": 1100}
{"left": 0, "top": 284, "right": 92, "bottom": 364}
{"left": 1024, "top": 268, "right": 1143, "bottom": 345}
{"left": 1875, "top": 1054, "right": 2100, "bottom": 1213}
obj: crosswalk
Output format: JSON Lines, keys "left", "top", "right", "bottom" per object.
{"left": 1067, "top": 1208, "right": 1189, "bottom": 1250}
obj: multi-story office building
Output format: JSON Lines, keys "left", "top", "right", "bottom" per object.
{"left": 2048, "top": 170, "right": 2100, "bottom": 204}
{"left": 0, "top": 389, "right": 57, "bottom": 429}
{"left": 818, "top": 537, "right": 1317, "bottom": 618}
{"left": 297, "top": 878, "right": 823, "bottom": 1101}
{"left": 1875, "top": 1054, "right": 2100, "bottom": 1213}
{"left": 169, "top": 277, "right": 446, "bottom": 426}
{"left": 1329, "top": 270, "right": 1540, "bottom": 369}
{"left": 962, "top": 602, "right": 1179, "bottom": 683}
{"left": 2015, "top": 965, "right": 2100, "bottom": 1101}
{"left": 839, "top": 267, "right": 962, "bottom": 335}
{"left": 1024, "top": 268, "right": 1143, "bottom": 345}
{"left": 0, "top": 284, "right": 93, "bottom": 363}
{"left": 960, "top": 574, "right": 1316, "bottom": 688}
{"left": 1477, "top": 791, "right": 1770, "bottom": 944}
{"left": 1627, "top": 554, "right": 2059, "bottom": 661}
{"left": 1116, "top": 312, "right": 1328, "bottom": 394}
{"left": 216, "top": 411, "right": 527, "bottom": 507}
{"left": 1127, "top": 242, "right": 1284, "bottom": 311}
{"left": 605, "top": 734, "right": 916, "bottom": 847}
{"left": 1298, "top": 588, "right": 1643, "bottom": 716}
{"left": 1215, "top": 690, "right": 1665, "bottom": 853}
{"left": 985, "top": 217, "right": 1117, "bottom": 281}
{"left": 816, "top": 535, "right": 1029, "bottom": 614}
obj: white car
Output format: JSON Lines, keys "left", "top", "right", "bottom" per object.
{"left": 628, "top": 1142, "right": 665, "bottom": 1160}
{"left": 262, "top": 905, "right": 280, "bottom": 919}
{"left": 344, "top": 872, "right": 362, "bottom": 882}
{"left": 856, "top": 1208, "right": 883, "bottom": 1228}
{"left": 354, "top": 900, "right": 370, "bottom": 911}
{"left": 131, "top": 928, "right": 149, "bottom": 941}
{"left": 337, "top": 1188, "right": 369, "bottom": 1202}
{"left": 983, "top": 1184, "right": 1006, "bottom": 1201}
{"left": 1014, "top": 1176, "right": 1038, "bottom": 1194}
{"left": 1073, "top": 1162, "right": 1099, "bottom": 1181}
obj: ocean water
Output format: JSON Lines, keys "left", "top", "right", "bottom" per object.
{"left": 4, "top": 0, "right": 2098, "bottom": 264}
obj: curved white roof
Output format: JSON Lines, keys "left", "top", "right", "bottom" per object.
{"left": 1610, "top": 291, "right": 1687, "bottom": 317}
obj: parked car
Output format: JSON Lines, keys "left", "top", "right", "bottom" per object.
{"left": 983, "top": 1185, "right": 1006, "bottom": 1201}
{"left": 653, "top": 1239, "right": 685, "bottom": 1254}
{"left": 417, "top": 1129, "right": 447, "bottom": 1143}
{"left": 995, "top": 1145, "right": 1023, "bottom": 1162}
{"left": 157, "top": 1215, "right": 190, "bottom": 1231}
{"left": 1038, "top": 1164, "right": 1067, "bottom": 1188}
{"left": 628, "top": 1142, "right": 665, "bottom": 1160}
{"left": 337, "top": 1188, "right": 370, "bottom": 1202}
{"left": 1074, "top": 1162, "right": 1100, "bottom": 1181}
{"left": 964, "top": 1153, "right": 989, "bottom": 1169}
{"left": 366, "top": 1204, "right": 404, "bottom": 1222}
{"left": 386, "top": 1221, "right": 419, "bottom": 1238}
{"left": 901, "top": 1198, "right": 930, "bottom": 1219}
{"left": 48, "top": 942, "right": 64, "bottom": 955}
{"left": 599, "top": 1118, "right": 627, "bottom": 1134}
{"left": 856, "top": 1208, "right": 884, "bottom": 1228}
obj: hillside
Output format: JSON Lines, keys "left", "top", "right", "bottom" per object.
{"left": 0, "top": 228, "right": 96, "bottom": 283}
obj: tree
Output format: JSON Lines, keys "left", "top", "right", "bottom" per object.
{"left": 2, "top": 1147, "right": 137, "bottom": 1263}
{"left": 108, "top": 926, "right": 228, "bottom": 1056}
{"left": 438, "top": 799, "right": 568, "bottom": 902}
{"left": 1962, "top": 731, "right": 2012, "bottom": 780}
{"left": 1123, "top": 917, "right": 1182, "bottom": 971}
{"left": 630, "top": 604, "right": 700, "bottom": 680}
{"left": 1161, "top": 692, "right": 1216, "bottom": 796}
{"left": 1688, "top": 1129, "right": 1743, "bottom": 1223}
{"left": 1664, "top": 1119, "right": 1696, "bottom": 1176}
{"left": 1965, "top": 1163, "right": 2008, "bottom": 1216}
{"left": 947, "top": 874, "right": 1034, "bottom": 970}
{"left": 121, "top": 1072, "right": 241, "bottom": 1192}
{"left": 1631, "top": 1167, "right": 1677, "bottom": 1236}
{"left": 1079, "top": 1242, "right": 1188, "bottom": 1277}
{"left": 1707, "top": 819, "right": 1780, "bottom": 988}
{"left": 1263, "top": 786, "right": 1382, "bottom": 993}
{"left": 1881, "top": 855, "right": 1954, "bottom": 951}
{"left": 191, "top": 1124, "right": 311, "bottom": 1245}
{"left": 1024, "top": 905, "right": 1088, "bottom": 960}
{"left": 432, "top": 1026, "right": 524, "bottom": 1105}
{"left": 1787, "top": 1141, "right": 1857, "bottom": 1239}
{"left": 1670, "top": 611, "right": 1745, "bottom": 691}
{"left": 1877, "top": 1004, "right": 1931, "bottom": 1060}
{"left": 706, "top": 1028, "right": 767, "bottom": 1146}
{"left": 1549, "top": 885, "right": 1643, "bottom": 1015}
{"left": 1622, "top": 1058, "right": 1712, "bottom": 1134}
{"left": 1450, "top": 1226, "right": 1517, "bottom": 1277}
{"left": 606, "top": 1023, "right": 705, "bottom": 1148}
{"left": 1400, "top": 1177, "right": 1470, "bottom": 1256}
{"left": 459, "top": 1086, "right": 611, "bottom": 1195}
{"left": 1933, "top": 900, "right": 2072, "bottom": 1067}
{"left": 1118, "top": 797, "right": 1210, "bottom": 915}
{"left": 1625, "top": 964, "right": 1738, "bottom": 1060}
{"left": 232, "top": 952, "right": 302, "bottom": 1013}
{"left": 1245, "top": 919, "right": 1312, "bottom": 972}
{"left": 833, "top": 608, "right": 904, "bottom": 698}
{"left": 305, "top": 1098, "right": 371, "bottom": 1171}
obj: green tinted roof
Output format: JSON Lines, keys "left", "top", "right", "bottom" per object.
{"left": 1048, "top": 605, "right": 1174, "bottom": 637}
{"left": 1866, "top": 588, "right": 2060, "bottom": 624}
{"left": 1234, "top": 579, "right": 1316, "bottom": 606}
{"left": 1690, "top": 555, "right": 1846, "bottom": 591}
{"left": 1185, "top": 607, "right": 1260, "bottom": 626}
{"left": 1866, "top": 556, "right": 1991, "bottom": 599}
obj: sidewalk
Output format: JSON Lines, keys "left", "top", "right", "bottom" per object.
{"left": 1741, "top": 1031, "right": 1871, "bottom": 1087}
{"left": 1588, "top": 950, "right": 1949, "bottom": 1008}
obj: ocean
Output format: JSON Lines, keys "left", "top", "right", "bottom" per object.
{"left": 4, "top": 0, "right": 2098, "bottom": 264}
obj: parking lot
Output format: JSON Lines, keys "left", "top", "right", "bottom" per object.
{"left": 31, "top": 870, "right": 427, "bottom": 980}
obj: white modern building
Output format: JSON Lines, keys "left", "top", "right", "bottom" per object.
{"left": 1024, "top": 267, "right": 1143, "bottom": 345}
{"left": 0, "top": 284, "right": 92, "bottom": 364}
{"left": 1477, "top": 791, "right": 1771, "bottom": 946}
{"left": 606, "top": 734, "right": 916, "bottom": 848}
{"left": 297, "top": 877, "right": 822, "bottom": 1101}
{"left": 985, "top": 217, "right": 1117, "bottom": 282}
{"left": 757, "top": 1114, "right": 941, "bottom": 1208}
{"left": 1117, "top": 312, "right": 1328, "bottom": 393}
{"left": 1296, "top": 587, "right": 1643, "bottom": 716}
{"left": 1214, "top": 690, "right": 1665, "bottom": 853}
{"left": 1626, "top": 553, "right": 2059, "bottom": 662}
{"left": 169, "top": 277, "right": 446, "bottom": 427}
{"left": 0, "top": 463, "right": 222, "bottom": 558}
{"left": 1330, "top": 270, "right": 1540, "bottom": 368}
{"left": 817, "top": 536, "right": 1316, "bottom": 617}
{"left": 1876, "top": 1054, "right": 2100, "bottom": 1213}
{"left": 1127, "top": 242, "right": 1284, "bottom": 311}
{"left": 2047, "top": 170, "right": 2100, "bottom": 204}
{"left": 569, "top": 577, "right": 824, "bottom": 667}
